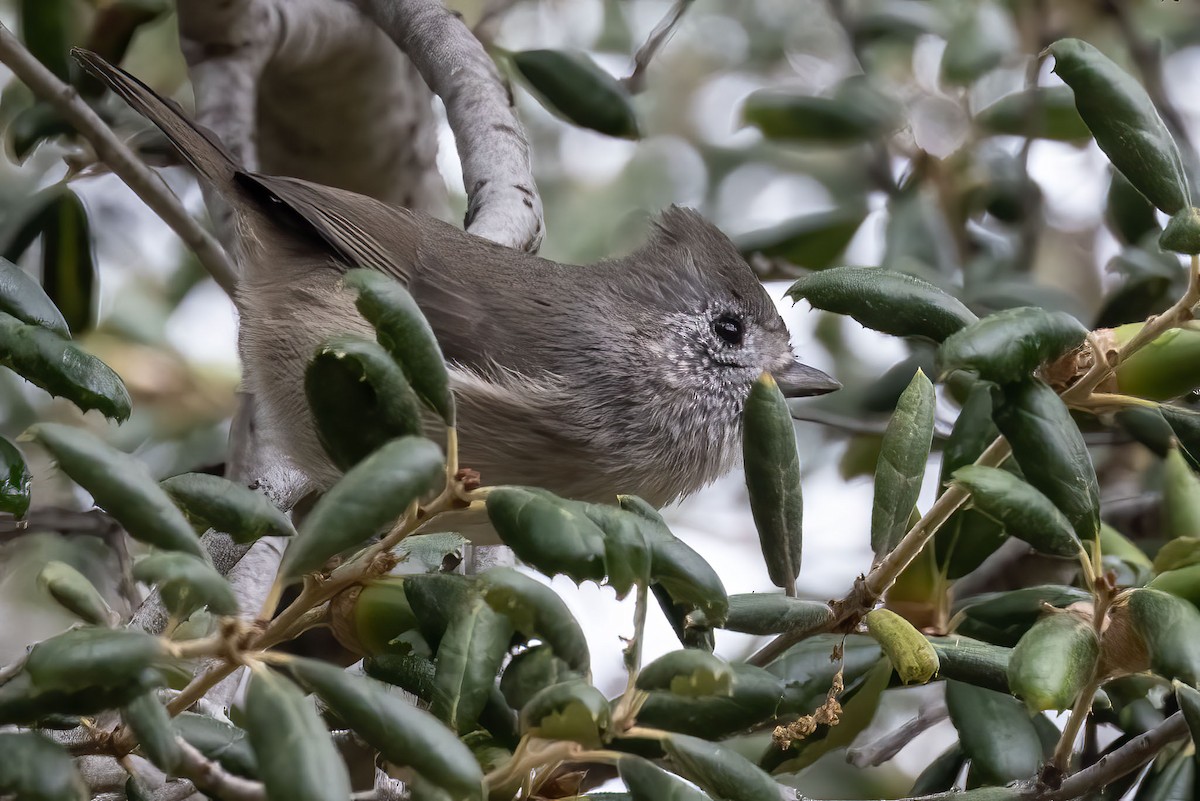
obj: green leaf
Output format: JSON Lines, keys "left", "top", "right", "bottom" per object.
{"left": 160, "top": 472, "right": 296, "bottom": 543}
{"left": 871, "top": 369, "right": 934, "bottom": 556}
{"left": 0, "top": 435, "right": 31, "bottom": 518}
{"left": 945, "top": 680, "right": 1041, "bottom": 784}
{"left": 927, "top": 636, "right": 1012, "bottom": 694}
{"left": 741, "top": 81, "right": 900, "bottom": 143}
{"left": 1114, "top": 324, "right": 1200, "bottom": 401}
{"left": 787, "top": 267, "right": 976, "bottom": 343}
{"left": 1007, "top": 609, "right": 1098, "bottom": 712}
{"left": 173, "top": 712, "right": 257, "bottom": 778}
{"left": 1107, "top": 170, "right": 1160, "bottom": 246}
{"left": 28, "top": 423, "right": 202, "bottom": 557}
{"left": 1163, "top": 445, "right": 1200, "bottom": 539}
{"left": 935, "top": 382, "right": 1007, "bottom": 578}
{"left": 619, "top": 756, "right": 711, "bottom": 801}
{"left": 500, "top": 644, "right": 579, "bottom": 710}
{"left": 766, "top": 634, "right": 881, "bottom": 709}
{"left": 305, "top": 334, "right": 425, "bottom": 471}
{"left": 510, "top": 50, "right": 639, "bottom": 139}
{"left": 38, "top": 560, "right": 115, "bottom": 626}
{"left": 939, "top": 3, "right": 1009, "bottom": 85}
{"left": 1149, "top": 562, "right": 1200, "bottom": 608}
{"left": 636, "top": 663, "right": 783, "bottom": 738}
{"left": 910, "top": 744, "right": 965, "bottom": 795}
{"left": 1048, "top": 38, "right": 1190, "bottom": 215}
{"left": 719, "top": 594, "right": 833, "bottom": 636}
{"left": 519, "top": 681, "right": 611, "bottom": 747}
{"left": 343, "top": 269, "right": 454, "bottom": 426}
{"left": 0, "top": 314, "right": 131, "bottom": 420}
{"left": 244, "top": 666, "right": 351, "bottom": 801}
{"left": 1153, "top": 537, "right": 1200, "bottom": 574}
{"left": 0, "top": 731, "right": 86, "bottom": 801}
{"left": 1125, "top": 588, "right": 1200, "bottom": 684}
{"left": 0, "top": 258, "right": 69, "bottom": 336}
{"left": 742, "top": 373, "right": 803, "bottom": 589}
{"left": 280, "top": 436, "right": 443, "bottom": 582}
{"left": 637, "top": 650, "right": 734, "bottom": 697}
{"left": 975, "top": 86, "right": 1091, "bottom": 142}
{"left": 20, "top": 0, "right": 75, "bottom": 79}
{"left": 992, "top": 379, "right": 1100, "bottom": 541}
{"left": 348, "top": 579, "right": 422, "bottom": 657}
{"left": 864, "top": 608, "right": 939, "bottom": 684}
{"left": 937, "top": 306, "right": 1088, "bottom": 384}
{"left": 287, "top": 658, "right": 485, "bottom": 801}
{"left": 431, "top": 594, "right": 514, "bottom": 732}
{"left": 736, "top": 207, "right": 865, "bottom": 271}
{"left": 25, "top": 627, "right": 168, "bottom": 693}
{"left": 395, "top": 532, "right": 469, "bottom": 572}
{"left": 883, "top": 186, "right": 957, "bottom": 276}
{"left": 7, "top": 102, "right": 73, "bottom": 163}
{"left": 122, "top": 691, "right": 181, "bottom": 773}
{"left": 40, "top": 188, "right": 94, "bottom": 333}
{"left": 132, "top": 552, "right": 239, "bottom": 618}
{"left": 953, "top": 585, "right": 1096, "bottom": 648}
{"left": 1160, "top": 207, "right": 1200, "bottom": 255}
{"left": 1175, "top": 681, "right": 1200, "bottom": 748}
{"left": 393, "top": 573, "right": 474, "bottom": 653}
{"left": 950, "top": 466, "right": 1082, "bottom": 558}
{"left": 662, "top": 733, "right": 781, "bottom": 801}
{"left": 478, "top": 567, "right": 590, "bottom": 674}
{"left": 582, "top": 502, "right": 652, "bottom": 598}
{"left": 486, "top": 487, "right": 608, "bottom": 585}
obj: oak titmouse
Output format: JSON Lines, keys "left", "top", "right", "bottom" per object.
{"left": 77, "top": 52, "right": 839, "bottom": 526}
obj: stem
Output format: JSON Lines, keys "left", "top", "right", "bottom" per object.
{"left": 612, "top": 582, "right": 650, "bottom": 728}
{"left": 1051, "top": 675, "right": 1101, "bottom": 773}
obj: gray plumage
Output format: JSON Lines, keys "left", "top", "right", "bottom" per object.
{"left": 75, "top": 50, "right": 839, "bottom": 525}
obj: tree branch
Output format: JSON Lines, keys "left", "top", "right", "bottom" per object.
{"left": 352, "top": 0, "right": 545, "bottom": 251}
{"left": 0, "top": 22, "right": 238, "bottom": 295}
{"left": 624, "top": 0, "right": 692, "bottom": 94}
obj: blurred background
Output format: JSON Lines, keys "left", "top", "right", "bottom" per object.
{"left": 1, "top": 0, "right": 1199, "bottom": 795}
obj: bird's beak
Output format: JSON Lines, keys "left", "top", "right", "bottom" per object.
{"left": 772, "top": 361, "right": 841, "bottom": 398}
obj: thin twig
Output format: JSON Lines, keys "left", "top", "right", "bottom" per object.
{"left": 846, "top": 699, "right": 948, "bottom": 768}
{"left": 623, "top": 0, "right": 692, "bottom": 94}
{"left": 174, "top": 738, "right": 265, "bottom": 801}
{"left": 1045, "top": 712, "right": 1188, "bottom": 801}
{"left": 0, "top": 23, "right": 238, "bottom": 295}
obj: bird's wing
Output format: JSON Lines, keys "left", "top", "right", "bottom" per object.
{"left": 234, "top": 172, "right": 422, "bottom": 285}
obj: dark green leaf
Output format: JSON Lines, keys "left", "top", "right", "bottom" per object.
{"left": 662, "top": 733, "right": 781, "bottom": 801}
{"left": 122, "top": 691, "right": 181, "bottom": 773}
{"left": 0, "top": 668, "right": 162, "bottom": 725}
{"left": 854, "top": 0, "right": 945, "bottom": 42}
{"left": 1125, "top": 588, "right": 1200, "bottom": 685}
{"left": 1160, "top": 207, "right": 1200, "bottom": 255}
{"left": 479, "top": 567, "right": 589, "bottom": 673}
{"left": 1175, "top": 681, "right": 1200, "bottom": 748}
{"left": 348, "top": 579, "right": 423, "bottom": 657}
{"left": 0, "top": 435, "right": 31, "bottom": 518}
{"left": 736, "top": 207, "right": 865, "bottom": 271}
{"left": 742, "top": 82, "right": 900, "bottom": 143}
{"left": 25, "top": 627, "right": 168, "bottom": 693}
{"left": 38, "top": 560, "right": 114, "bottom": 626}
{"left": 975, "top": 86, "right": 1091, "bottom": 142}
{"left": 940, "top": 4, "right": 1009, "bottom": 85}
{"left": 1153, "top": 537, "right": 1200, "bottom": 574}
{"left": 1, "top": 315, "right": 131, "bottom": 420}
{"left": 519, "top": 681, "right": 611, "bottom": 747}
{"left": 583, "top": 502, "right": 652, "bottom": 598}
{"left": 1048, "top": 38, "right": 1190, "bottom": 214}
{"left": 864, "top": 608, "right": 939, "bottom": 684}
{"left": 160, "top": 472, "right": 295, "bottom": 543}
{"left": 910, "top": 744, "right": 965, "bottom": 795}
{"left": 29, "top": 423, "right": 202, "bottom": 556}
{"left": 305, "top": 335, "right": 425, "bottom": 471}
{"left": 883, "top": 187, "right": 957, "bottom": 275}
{"left": 486, "top": 487, "right": 608, "bottom": 585}
{"left": 396, "top": 573, "right": 475, "bottom": 653}
{"left": 1007, "top": 609, "right": 1098, "bottom": 712}
{"left": 510, "top": 50, "right": 639, "bottom": 139}
{"left": 993, "top": 379, "right": 1100, "bottom": 541}
{"left": 1107, "top": 170, "right": 1160, "bottom": 245}
{"left": 952, "top": 585, "right": 1094, "bottom": 648}
{"left": 636, "top": 650, "right": 733, "bottom": 697}
{"left": 742, "top": 373, "right": 803, "bottom": 588}
{"left": 0, "top": 731, "right": 86, "bottom": 801}
{"left": 499, "top": 644, "right": 579, "bottom": 710}
{"left": 0, "top": 258, "right": 69, "bottom": 336}
{"left": 935, "top": 381, "right": 1007, "bottom": 578}
{"left": 432, "top": 594, "right": 513, "bottom": 732}
{"left": 343, "top": 269, "right": 454, "bottom": 425}
{"left": 766, "top": 634, "right": 881, "bottom": 712}
{"left": 1163, "top": 446, "right": 1200, "bottom": 539}
{"left": 950, "top": 466, "right": 1083, "bottom": 558}
{"left": 871, "top": 369, "right": 934, "bottom": 556}
{"left": 40, "top": 188, "right": 94, "bottom": 333}
{"left": 937, "top": 306, "right": 1087, "bottom": 384}
{"left": 619, "top": 756, "right": 711, "bottom": 801}
{"left": 244, "top": 666, "right": 351, "bottom": 801}
{"left": 928, "top": 636, "right": 1012, "bottom": 694}
{"left": 20, "top": 0, "right": 75, "bottom": 79}
{"left": 280, "top": 436, "right": 443, "bottom": 581}
{"left": 635, "top": 663, "right": 784, "bottom": 738}
{"left": 945, "top": 680, "right": 1040, "bottom": 784}
{"left": 132, "top": 552, "right": 239, "bottom": 618}
{"left": 719, "top": 594, "right": 833, "bottom": 636}
{"left": 288, "top": 658, "right": 485, "bottom": 801}
{"left": 7, "top": 101, "right": 73, "bottom": 163}
{"left": 173, "top": 712, "right": 257, "bottom": 778}
{"left": 787, "top": 267, "right": 976, "bottom": 343}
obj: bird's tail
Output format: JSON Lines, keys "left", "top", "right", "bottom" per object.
{"left": 72, "top": 48, "right": 239, "bottom": 189}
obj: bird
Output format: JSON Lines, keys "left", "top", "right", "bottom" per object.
{"left": 74, "top": 50, "right": 839, "bottom": 528}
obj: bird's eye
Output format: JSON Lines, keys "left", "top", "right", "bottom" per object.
{"left": 712, "top": 314, "right": 744, "bottom": 346}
